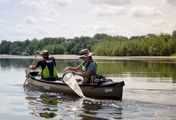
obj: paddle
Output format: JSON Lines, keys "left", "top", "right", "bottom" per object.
{"left": 62, "top": 72, "right": 86, "bottom": 98}
{"left": 62, "top": 72, "right": 102, "bottom": 103}
{"left": 23, "top": 54, "right": 37, "bottom": 87}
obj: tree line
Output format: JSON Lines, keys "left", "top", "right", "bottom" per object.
{"left": 0, "top": 30, "right": 176, "bottom": 56}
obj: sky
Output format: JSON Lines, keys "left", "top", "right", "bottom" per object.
{"left": 0, "top": 0, "right": 176, "bottom": 41}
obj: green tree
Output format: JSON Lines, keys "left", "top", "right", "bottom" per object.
{"left": 0, "top": 40, "right": 11, "bottom": 54}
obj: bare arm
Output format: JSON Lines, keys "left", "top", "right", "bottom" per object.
{"left": 64, "top": 66, "right": 80, "bottom": 72}
{"left": 63, "top": 61, "right": 84, "bottom": 72}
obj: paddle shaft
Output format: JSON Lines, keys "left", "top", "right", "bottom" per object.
{"left": 23, "top": 54, "right": 37, "bottom": 87}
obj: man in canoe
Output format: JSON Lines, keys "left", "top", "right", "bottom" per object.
{"left": 64, "top": 48, "right": 97, "bottom": 84}
{"left": 30, "top": 50, "right": 58, "bottom": 80}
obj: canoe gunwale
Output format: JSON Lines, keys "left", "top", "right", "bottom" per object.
{"left": 27, "top": 75, "right": 124, "bottom": 88}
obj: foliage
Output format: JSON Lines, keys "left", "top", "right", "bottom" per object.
{"left": 92, "top": 32, "right": 176, "bottom": 56}
{"left": 0, "top": 31, "right": 176, "bottom": 56}
{"left": 43, "top": 44, "right": 66, "bottom": 54}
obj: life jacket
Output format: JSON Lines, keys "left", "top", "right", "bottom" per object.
{"left": 41, "top": 59, "right": 57, "bottom": 79}
{"left": 81, "top": 60, "right": 96, "bottom": 83}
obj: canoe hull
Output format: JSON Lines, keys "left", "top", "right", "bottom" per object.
{"left": 26, "top": 76, "right": 124, "bottom": 100}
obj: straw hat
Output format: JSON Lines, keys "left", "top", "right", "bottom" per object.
{"left": 78, "top": 49, "right": 93, "bottom": 58}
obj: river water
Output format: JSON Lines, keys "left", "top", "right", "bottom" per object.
{"left": 0, "top": 58, "right": 175, "bottom": 120}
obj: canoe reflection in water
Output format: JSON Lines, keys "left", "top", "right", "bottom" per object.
{"left": 24, "top": 89, "right": 123, "bottom": 120}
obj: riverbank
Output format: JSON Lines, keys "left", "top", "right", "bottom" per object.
{"left": 53, "top": 55, "right": 176, "bottom": 60}
{"left": 1, "top": 54, "right": 176, "bottom": 60}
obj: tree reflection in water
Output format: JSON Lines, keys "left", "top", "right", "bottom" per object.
{"left": 38, "top": 94, "right": 58, "bottom": 118}
{"left": 25, "top": 91, "right": 60, "bottom": 119}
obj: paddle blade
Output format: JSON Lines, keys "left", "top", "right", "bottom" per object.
{"left": 63, "top": 72, "right": 85, "bottom": 98}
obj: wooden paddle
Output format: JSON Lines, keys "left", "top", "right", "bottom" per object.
{"left": 62, "top": 72, "right": 86, "bottom": 98}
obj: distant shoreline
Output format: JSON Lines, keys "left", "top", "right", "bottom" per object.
{"left": 0, "top": 54, "right": 176, "bottom": 60}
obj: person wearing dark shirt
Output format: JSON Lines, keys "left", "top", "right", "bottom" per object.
{"left": 31, "top": 50, "right": 58, "bottom": 80}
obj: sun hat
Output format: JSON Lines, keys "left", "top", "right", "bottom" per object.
{"left": 78, "top": 49, "right": 93, "bottom": 58}
{"left": 42, "top": 50, "right": 49, "bottom": 55}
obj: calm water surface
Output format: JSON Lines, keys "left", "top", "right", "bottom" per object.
{"left": 0, "top": 58, "right": 176, "bottom": 120}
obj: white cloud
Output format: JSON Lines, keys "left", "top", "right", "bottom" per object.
{"left": 91, "top": 4, "right": 163, "bottom": 18}
{"left": 21, "top": 0, "right": 77, "bottom": 9}
{"left": 13, "top": 24, "right": 48, "bottom": 40}
{"left": 151, "top": 19, "right": 176, "bottom": 33}
{"left": 151, "top": 19, "right": 165, "bottom": 27}
{"left": 39, "top": 17, "right": 56, "bottom": 25}
{"left": 21, "top": 0, "right": 76, "bottom": 21}
{"left": 165, "top": 0, "right": 176, "bottom": 5}
{"left": 0, "top": 0, "right": 9, "bottom": 4}
{"left": 0, "top": 19, "right": 4, "bottom": 24}
{"left": 90, "top": 5, "right": 126, "bottom": 16}
{"left": 129, "top": 18, "right": 176, "bottom": 36}
{"left": 24, "top": 16, "right": 36, "bottom": 25}
{"left": 35, "top": 26, "right": 47, "bottom": 35}
{"left": 78, "top": 21, "right": 121, "bottom": 36}
{"left": 0, "top": 0, "right": 176, "bottom": 41}
{"left": 130, "top": 6, "right": 163, "bottom": 17}
{"left": 92, "top": 0, "right": 132, "bottom": 6}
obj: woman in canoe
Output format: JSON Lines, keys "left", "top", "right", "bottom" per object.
{"left": 64, "top": 48, "right": 97, "bottom": 84}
